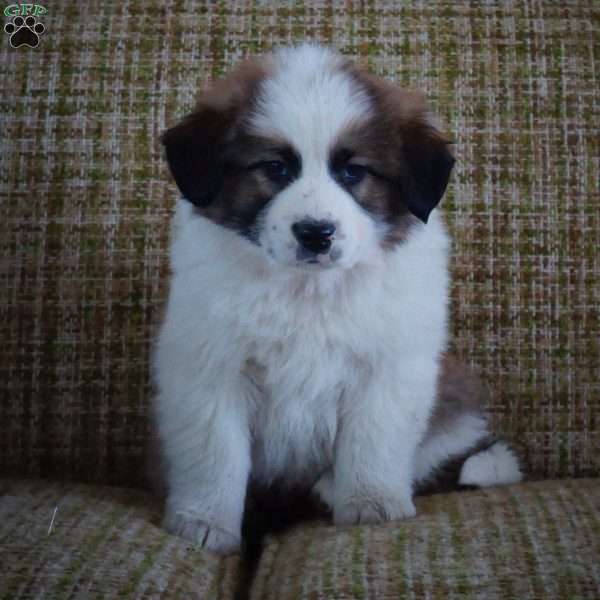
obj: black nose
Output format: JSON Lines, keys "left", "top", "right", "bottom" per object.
{"left": 291, "top": 220, "right": 336, "bottom": 254}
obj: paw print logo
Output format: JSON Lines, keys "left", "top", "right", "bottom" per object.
{"left": 4, "top": 16, "right": 45, "bottom": 48}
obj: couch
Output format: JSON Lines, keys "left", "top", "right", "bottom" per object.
{"left": 1, "top": 1, "right": 598, "bottom": 598}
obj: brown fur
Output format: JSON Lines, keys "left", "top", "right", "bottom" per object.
{"left": 340, "top": 65, "right": 455, "bottom": 244}
{"left": 329, "top": 124, "right": 420, "bottom": 247}
{"left": 162, "top": 59, "right": 305, "bottom": 241}
{"left": 416, "top": 356, "right": 496, "bottom": 495}
{"left": 161, "top": 59, "right": 275, "bottom": 216}
{"left": 203, "top": 134, "right": 299, "bottom": 242}
{"left": 432, "top": 355, "right": 489, "bottom": 430}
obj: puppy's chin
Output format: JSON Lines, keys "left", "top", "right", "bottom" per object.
{"left": 291, "top": 256, "right": 346, "bottom": 271}
{"left": 263, "top": 242, "right": 359, "bottom": 272}
{"left": 267, "top": 253, "right": 351, "bottom": 272}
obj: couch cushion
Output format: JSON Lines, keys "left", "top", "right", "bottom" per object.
{"left": 251, "top": 479, "right": 600, "bottom": 600}
{"left": 0, "top": 479, "right": 240, "bottom": 599}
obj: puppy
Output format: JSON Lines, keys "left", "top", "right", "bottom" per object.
{"left": 153, "top": 44, "right": 522, "bottom": 555}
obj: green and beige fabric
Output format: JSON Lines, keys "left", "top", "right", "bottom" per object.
{"left": 0, "top": 480, "right": 240, "bottom": 599}
{"left": 1, "top": 1, "right": 598, "bottom": 598}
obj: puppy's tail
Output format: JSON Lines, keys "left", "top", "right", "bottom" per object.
{"left": 458, "top": 439, "right": 522, "bottom": 488}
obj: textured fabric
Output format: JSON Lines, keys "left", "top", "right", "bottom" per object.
{"left": 0, "top": 1, "right": 598, "bottom": 485}
{"left": 251, "top": 479, "right": 600, "bottom": 600}
{"left": 3, "top": 480, "right": 600, "bottom": 600}
{"left": 0, "top": 479, "right": 240, "bottom": 599}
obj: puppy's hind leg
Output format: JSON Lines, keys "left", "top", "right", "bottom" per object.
{"left": 414, "top": 356, "right": 522, "bottom": 494}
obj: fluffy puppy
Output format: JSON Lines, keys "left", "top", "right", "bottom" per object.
{"left": 153, "top": 44, "right": 521, "bottom": 555}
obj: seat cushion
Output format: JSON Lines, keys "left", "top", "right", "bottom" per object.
{"left": 251, "top": 479, "right": 600, "bottom": 600}
{"left": 0, "top": 479, "right": 240, "bottom": 599}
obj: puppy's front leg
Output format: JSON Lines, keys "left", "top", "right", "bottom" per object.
{"left": 158, "top": 382, "right": 250, "bottom": 555}
{"left": 333, "top": 364, "right": 435, "bottom": 525}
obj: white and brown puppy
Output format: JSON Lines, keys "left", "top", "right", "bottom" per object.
{"left": 153, "top": 45, "right": 521, "bottom": 554}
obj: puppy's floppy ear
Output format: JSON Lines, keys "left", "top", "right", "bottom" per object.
{"left": 353, "top": 71, "right": 455, "bottom": 223}
{"left": 396, "top": 116, "right": 455, "bottom": 224}
{"left": 161, "top": 59, "right": 269, "bottom": 207}
{"left": 161, "top": 106, "right": 232, "bottom": 207}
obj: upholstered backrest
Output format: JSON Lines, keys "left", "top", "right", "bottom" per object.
{"left": 1, "top": 1, "right": 598, "bottom": 486}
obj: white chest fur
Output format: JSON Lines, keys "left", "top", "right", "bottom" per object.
{"left": 156, "top": 201, "right": 450, "bottom": 487}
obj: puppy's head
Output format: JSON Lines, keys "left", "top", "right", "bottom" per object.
{"left": 162, "top": 45, "right": 454, "bottom": 271}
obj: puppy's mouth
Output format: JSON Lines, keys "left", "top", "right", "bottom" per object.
{"left": 295, "top": 245, "right": 343, "bottom": 269}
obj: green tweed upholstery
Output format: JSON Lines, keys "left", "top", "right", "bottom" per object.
{"left": 252, "top": 480, "right": 600, "bottom": 600}
{"left": 0, "top": 479, "right": 240, "bottom": 599}
{"left": 3, "top": 480, "right": 597, "bottom": 599}
{"left": 1, "top": 1, "right": 599, "bottom": 598}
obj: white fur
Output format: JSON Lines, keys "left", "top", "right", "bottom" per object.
{"left": 154, "top": 45, "right": 509, "bottom": 555}
{"left": 251, "top": 46, "right": 378, "bottom": 271}
{"left": 459, "top": 442, "right": 522, "bottom": 487}
{"left": 155, "top": 197, "right": 449, "bottom": 551}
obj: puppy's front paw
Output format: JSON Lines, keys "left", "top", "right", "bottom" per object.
{"left": 334, "top": 493, "right": 416, "bottom": 526}
{"left": 164, "top": 511, "right": 241, "bottom": 555}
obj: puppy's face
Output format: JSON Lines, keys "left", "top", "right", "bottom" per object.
{"left": 163, "top": 46, "right": 454, "bottom": 271}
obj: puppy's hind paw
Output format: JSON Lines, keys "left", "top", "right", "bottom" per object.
{"left": 163, "top": 512, "right": 241, "bottom": 555}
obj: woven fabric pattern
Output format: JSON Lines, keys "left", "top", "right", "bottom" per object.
{"left": 0, "top": 479, "right": 240, "bottom": 599}
{"left": 0, "top": 1, "right": 598, "bottom": 484}
{"left": 251, "top": 479, "right": 600, "bottom": 600}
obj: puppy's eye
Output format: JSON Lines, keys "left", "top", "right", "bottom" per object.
{"left": 337, "top": 164, "right": 368, "bottom": 186}
{"left": 258, "top": 160, "right": 291, "bottom": 183}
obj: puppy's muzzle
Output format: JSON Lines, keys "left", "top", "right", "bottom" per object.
{"left": 291, "top": 219, "right": 336, "bottom": 254}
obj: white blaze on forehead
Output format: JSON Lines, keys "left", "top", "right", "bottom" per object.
{"left": 248, "top": 45, "right": 373, "bottom": 157}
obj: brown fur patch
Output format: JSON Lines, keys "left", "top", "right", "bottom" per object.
{"left": 334, "top": 64, "right": 455, "bottom": 246}
{"left": 162, "top": 57, "right": 308, "bottom": 242}
{"left": 161, "top": 58, "right": 275, "bottom": 216}
{"left": 201, "top": 58, "right": 274, "bottom": 113}
{"left": 329, "top": 124, "right": 421, "bottom": 247}
{"left": 415, "top": 356, "right": 495, "bottom": 495}
{"left": 432, "top": 355, "right": 488, "bottom": 429}
{"left": 204, "top": 134, "right": 300, "bottom": 242}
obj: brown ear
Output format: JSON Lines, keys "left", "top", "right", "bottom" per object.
{"left": 161, "top": 60, "right": 269, "bottom": 207}
{"left": 161, "top": 107, "right": 232, "bottom": 207}
{"left": 396, "top": 116, "right": 455, "bottom": 223}
{"left": 353, "top": 71, "right": 455, "bottom": 223}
